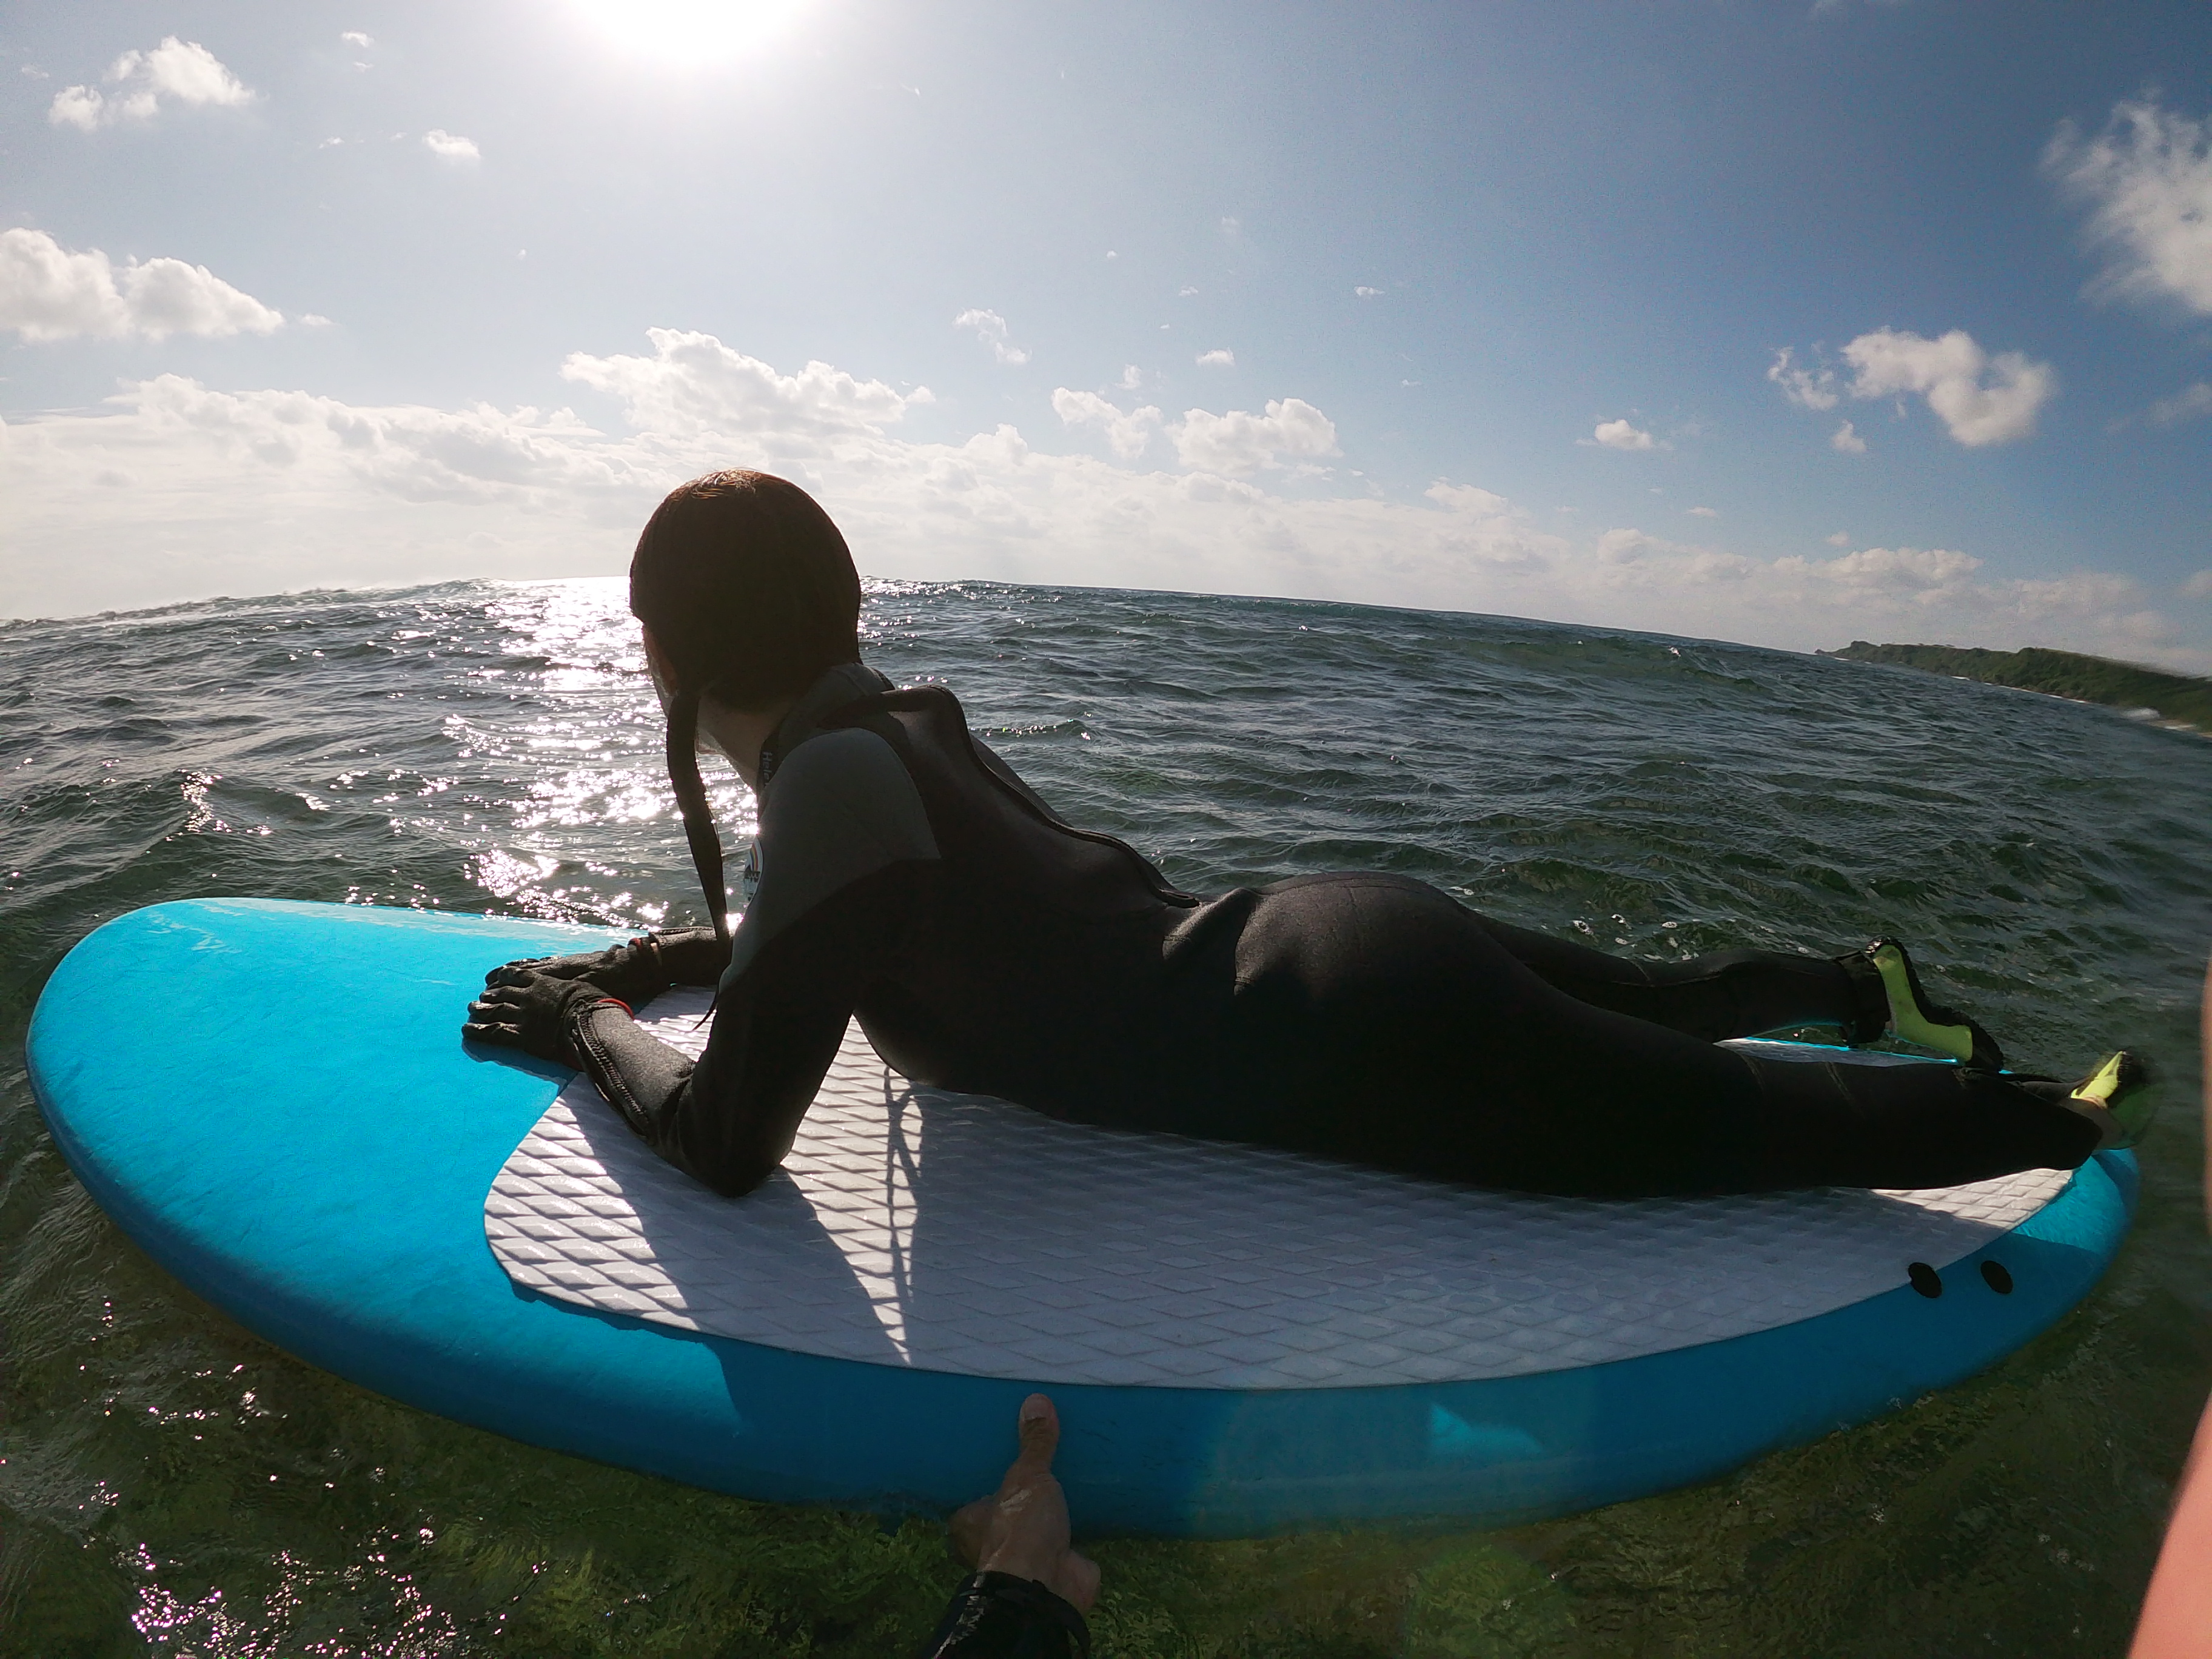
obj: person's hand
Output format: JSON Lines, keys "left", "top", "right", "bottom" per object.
{"left": 484, "top": 945, "right": 617, "bottom": 986}
{"left": 461, "top": 968, "right": 615, "bottom": 1065}
{"left": 484, "top": 937, "right": 666, "bottom": 1004}
{"left": 949, "top": 1394, "right": 1098, "bottom": 1611}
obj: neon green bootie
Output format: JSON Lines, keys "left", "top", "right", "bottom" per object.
{"left": 1858, "top": 939, "right": 2006, "bottom": 1070}
{"left": 2066, "top": 1050, "right": 2157, "bottom": 1150}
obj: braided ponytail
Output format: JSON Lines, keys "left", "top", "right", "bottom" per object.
{"left": 664, "top": 684, "right": 729, "bottom": 945}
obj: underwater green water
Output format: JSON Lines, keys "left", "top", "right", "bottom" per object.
{"left": 2, "top": 578, "right": 2207, "bottom": 1656}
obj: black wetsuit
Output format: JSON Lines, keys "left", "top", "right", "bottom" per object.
{"left": 916, "top": 1573, "right": 1088, "bottom": 1658}
{"left": 572, "top": 663, "right": 2100, "bottom": 1199}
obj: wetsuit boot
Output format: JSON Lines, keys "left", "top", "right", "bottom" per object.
{"left": 1836, "top": 939, "right": 2007, "bottom": 1070}
{"left": 2018, "top": 1051, "right": 2156, "bottom": 1150}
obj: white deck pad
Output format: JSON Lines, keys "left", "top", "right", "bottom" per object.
{"left": 486, "top": 990, "right": 2071, "bottom": 1389}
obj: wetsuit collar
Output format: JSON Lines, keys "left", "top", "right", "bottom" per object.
{"left": 757, "top": 662, "right": 894, "bottom": 788}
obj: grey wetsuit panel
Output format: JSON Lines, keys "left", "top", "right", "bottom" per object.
{"left": 722, "top": 726, "right": 940, "bottom": 987}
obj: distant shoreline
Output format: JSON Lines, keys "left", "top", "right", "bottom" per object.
{"left": 1821, "top": 641, "right": 2212, "bottom": 737}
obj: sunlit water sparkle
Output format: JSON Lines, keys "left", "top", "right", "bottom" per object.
{"left": 2, "top": 577, "right": 2208, "bottom": 1656}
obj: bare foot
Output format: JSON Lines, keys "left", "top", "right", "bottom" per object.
{"left": 949, "top": 1394, "right": 1099, "bottom": 1612}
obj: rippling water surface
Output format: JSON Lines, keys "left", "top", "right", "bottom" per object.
{"left": 2, "top": 578, "right": 2208, "bottom": 1656}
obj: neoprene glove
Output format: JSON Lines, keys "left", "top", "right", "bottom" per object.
{"left": 483, "top": 929, "right": 726, "bottom": 1005}
{"left": 462, "top": 969, "right": 622, "bottom": 1067}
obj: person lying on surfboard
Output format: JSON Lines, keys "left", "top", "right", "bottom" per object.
{"left": 463, "top": 470, "right": 2153, "bottom": 1200}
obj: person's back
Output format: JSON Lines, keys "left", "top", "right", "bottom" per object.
{"left": 745, "top": 668, "right": 1198, "bottom": 1120}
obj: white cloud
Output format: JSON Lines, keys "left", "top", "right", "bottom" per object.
{"left": 48, "top": 87, "right": 104, "bottom": 130}
{"left": 49, "top": 38, "right": 251, "bottom": 130}
{"left": 1052, "top": 389, "right": 1161, "bottom": 460}
{"left": 1355, "top": 286, "right": 1382, "bottom": 298}
{"left": 423, "top": 129, "right": 481, "bottom": 162}
{"left": 2045, "top": 99, "right": 2212, "bottom": 317}
{"left": 1772, "top": 332, "right": 2053, "bottom": 447}
{"left": 1195, "top": 348, "right": 1235, "bottom": 368}
{"left": 0, "top": 227, "right": 283, "bottom": 341}
{"left": 1767, "top": 347, "right": 1838, "bottom": 410}
{"left": 1178, "top": 286, "right": 1199, "bottom": 297}
{"left": 1597, "top": 527, "right": 1655, "bottom": 564}
{"left": 341, "top": 32, "right": 374, "bottom": 47}
{"left": 4, "top": 332, "right": 2204, "bottom": 671}
{"left": 2183, "top": 570, "right": 2212, "bottom": 600}
{"left": 954, "top": 307, "right": 1030, "bottom": 366}
{"left": 1171, "top": 398, "right": 1339, "bottom": 474}
{"left": 1595, "top": 527, "right": 1751, "bottom": 581}
{"left": 1687, "top": 506, "right": 1718, "bottom": 518}
{"left": 1426, "top": 483, "right": 1512, "bottom": 516}
{"left": 1825, "top": 532, "right": 1852, "bottom": 547}
{"left": 1587, "top": 418, "right": 1657, "bottom": 451}
{"left": 1841, "top": 327, "right": 2054, "bottom": 446}
{"left": 1114, "top": 365, "right": 1142, "bottom": 392}
{"left": 561, "top": 329, "right": 920, "bottom": 443}
{"left": 1789, "top": 544, "right": 1983, "bottom": 589}
{"left": 2147, "top": 381, "right": 2212, "bottom": 426}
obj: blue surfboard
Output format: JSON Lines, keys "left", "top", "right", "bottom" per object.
{"left": 27, "top": 899, "right": 2134, "bottom": 1537}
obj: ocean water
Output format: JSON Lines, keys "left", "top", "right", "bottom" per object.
{"left": 2, "top": 577, "right": 2208, "bottom": 1657}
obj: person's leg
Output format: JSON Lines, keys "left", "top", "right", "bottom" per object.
{"left": 1219, "top": 876, "right": 2095, "bottom": 1197}
{"left": 1475, "top": 914, "right": 2006, "bottom": 1068}
{"left": 1724, "top": 1046, "right": 2100, "bottom": 1191}
{"left": 1470, "top": 913, "right": 1882, "bottom": 1043}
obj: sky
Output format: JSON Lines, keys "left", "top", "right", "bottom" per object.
{"left": 2, "top": 1, "right": 2210, "bottom": 666}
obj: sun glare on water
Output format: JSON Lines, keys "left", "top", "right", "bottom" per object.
{"left": 568, "top": 0, "right": 813, "bottom": 64}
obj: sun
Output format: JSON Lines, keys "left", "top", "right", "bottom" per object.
{"left": 567, "top": 0, "right": 814, "bottom": 65}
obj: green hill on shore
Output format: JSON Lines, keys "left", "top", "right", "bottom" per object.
{"left": 1822, "top": 641, "right": 2212, "bottom": 732}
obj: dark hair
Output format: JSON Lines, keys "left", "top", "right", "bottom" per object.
{"left": 630, "top": 471, "right": 863, "bottom": 941}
